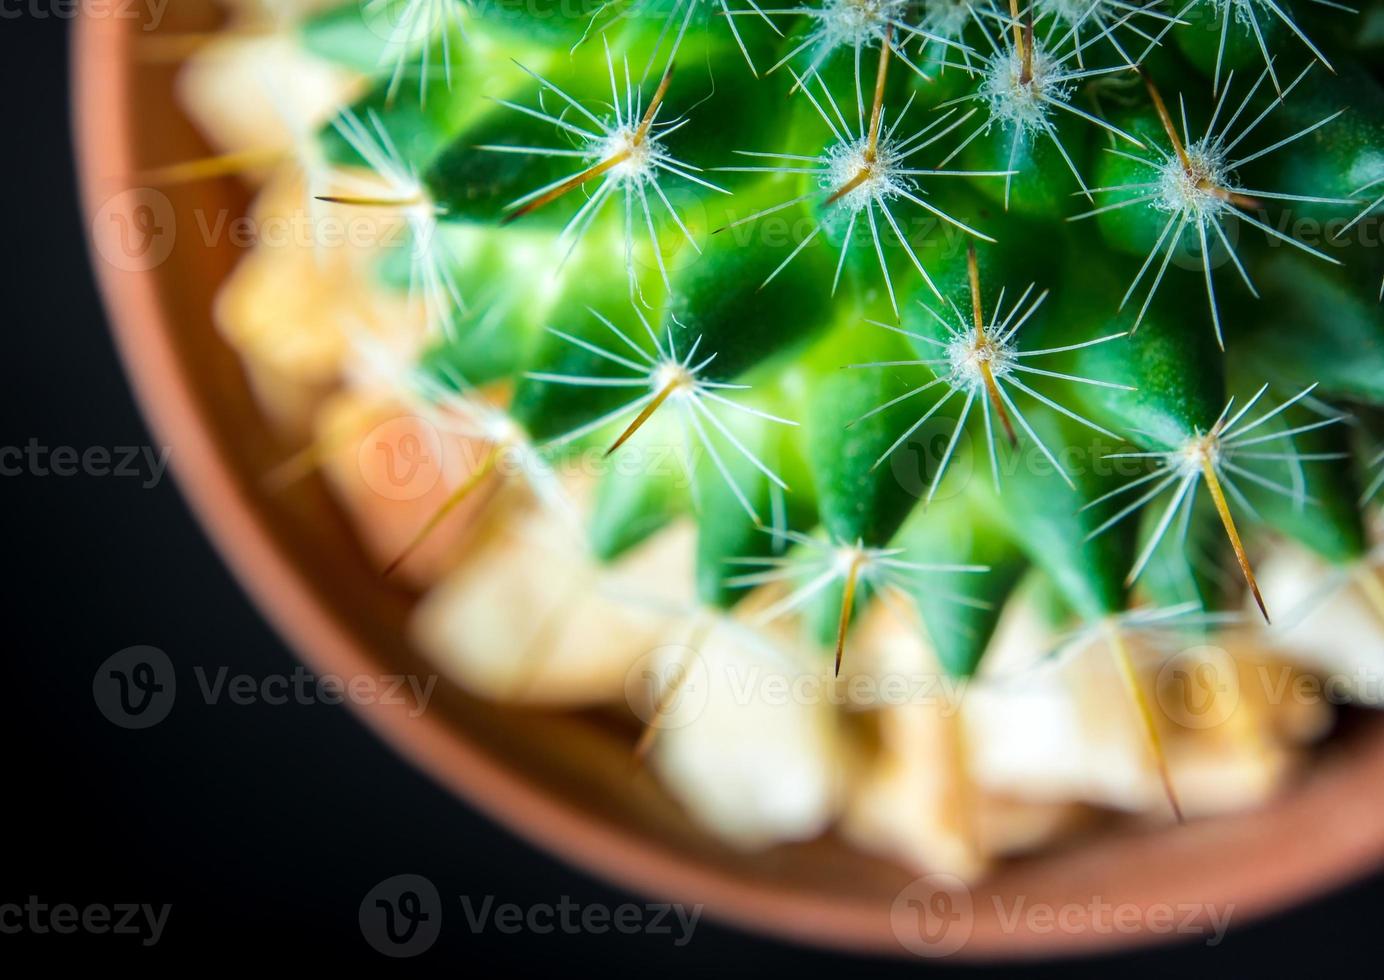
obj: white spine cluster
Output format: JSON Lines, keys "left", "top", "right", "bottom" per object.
{"left": 485, "top": 44, "right": 724, "bottom": 296}
{"left": 816, "top": 0, "right": 907, "bottom": 49}
{"left": 525, "top": 306, "right": 796, "bottom": 522}
{"left": 1090, "top": 385, "right": 1342, "bottom": 592}
{"left": 721, "top": 55, "right": 1008, "bottom": 316}
{"left": 853, "top": 273, "right": 1128, "bottom": 499}
{"left": 920, "top": 0, "right": 977, "bottom": 41}
{"left": 820, "top": 134, "right": 908, "bottom": 218}
{"left": 976, "top": 41, "right": 1072, "bottom": 137}
{"left": 751, "top": 0, "right": 976, "bottom": 79}
{"left": 1075, "top": 64, "right": 1353, "bottom": 346}
{"left": 944, "top": 324, "right": 1018, "bottom": 389}
{"left": 940, "top": 8, "right": 1146, "bottom": 203}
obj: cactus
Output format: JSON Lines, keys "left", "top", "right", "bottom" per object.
{"left": 171, "top": 0, "right": 1384, "bottom": 823}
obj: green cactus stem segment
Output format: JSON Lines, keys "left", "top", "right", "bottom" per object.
{"left": 1201, "top": 0, "right": 1335, "bottom": 95}
{"left": 1076, "top": 65, "right": 1353, "bottom": 348}
{"left": 1089, "top": 385, "right": 1342, "bottom": 623}
{"left": 232, "top": 0, "right": 1384, "bottom": 813}
{"left": 727, "top": 531, "right": 988, "bottom": 674}
{"left": 1364, "top": 449, "right": 1384, "bottom": 508}
{"left": 936, "top": 3, "right": 1147, "bottom": 206}
{"left": 1336, "top": 180, "right": 1384, "bottom": 301}
{"left": 853, "top": 260, "right": 1127, "bottom": 498}
{"left": 499, "top": 62, "right": 676, "bottom": 226}
{"left": 527, "top": 305, "right": 797, "bottom": 523}
{"left": 718, "top": 40, "right": 1010, "bottom": 313}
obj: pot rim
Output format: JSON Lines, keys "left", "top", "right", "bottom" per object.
{"left": 72, "top": 8, "right": 1384, "bottom": 960}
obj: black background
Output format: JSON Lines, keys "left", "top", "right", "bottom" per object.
{"left": 4, "top": 10, "right": 1383, "bottom": 974}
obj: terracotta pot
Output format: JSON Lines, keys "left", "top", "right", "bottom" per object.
{"left": 74, "top": 4, "right": 1384, "bottom": 958}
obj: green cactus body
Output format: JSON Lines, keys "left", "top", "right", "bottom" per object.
{"left": 240, "top": 0, "right": 1384, "bottom": 822}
